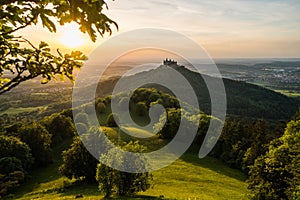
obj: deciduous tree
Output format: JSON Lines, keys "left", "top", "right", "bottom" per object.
{"left": 248, "top": 118, "right": 300, "bottom": 199}
{"left": 0, "top": 0, "right": 117, "bottom": 94}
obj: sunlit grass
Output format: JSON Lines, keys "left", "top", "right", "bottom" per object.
{"left": 0, "top": 106, "right": 46, "bottom": 115}
{"left": 11, "top": 131, "right": 248, "bottom": 200}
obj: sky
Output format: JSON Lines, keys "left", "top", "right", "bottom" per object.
{"left": 19, "top": 0, "right": 300, "bottom": 58}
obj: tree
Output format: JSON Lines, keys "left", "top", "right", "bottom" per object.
{"left": 156, "top": 108, "right": 181, "bottom": 139}
{"left": 210, "top": 118, "right": 249, "bottom": 169}
{"left": 247, "top": 118, "right": 300, "bottom": 199}
{"left": 0, "top": 136, "right": 31, "bottom": 197}
{"left": 17, "top": 122, "right": 52, "bottom": 167}
{"left": 42, "top": 113, "right": 75, "bottom": 146}
{"left": 96, "top": 142, "right": 153, "bottom": 198}
{"left": 0, "top": 0, "right": 117, "bottom": 94}
{"left": 60, "top": 136, "right": 99, "bottom": 182}
{"left": 242, "top": 120, "right": 269, "bottom": 172}
{"left": 135, "top": 102, "right": 147, "bottom": 116}
{"left": 0, "top": 135, "right": 33, "bottom": 171}
{"left": 0, "top": 157, "right": 23, "bottom": 174}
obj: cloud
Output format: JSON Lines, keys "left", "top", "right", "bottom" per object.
{"left": 149, "top": 0, "right": 179, "bottom": 10}
{"left": 20, "top": 0, "right": 300, "bottom": 58}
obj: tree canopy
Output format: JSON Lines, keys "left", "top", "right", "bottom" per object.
{"left": 0, "top": 0, "right": 117, "bottom": 94}
{"left": 247, "top": 118, "right": 300, "bottom": 199}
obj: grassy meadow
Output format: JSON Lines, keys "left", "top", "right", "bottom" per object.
{"left": 10, "top": 126, "right": 248, "bottom": 200}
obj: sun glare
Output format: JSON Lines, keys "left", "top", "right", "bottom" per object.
{"left": 60, "top": 25, "right": 85, "bottom": 48}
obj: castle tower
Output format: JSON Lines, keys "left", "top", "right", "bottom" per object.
{"left": 163, "top": 58, "right": 178, "bottom": 66}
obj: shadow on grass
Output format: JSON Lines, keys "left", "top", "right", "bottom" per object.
{"left": 180, "top": 150, "right": 247, "bottom": 182}
{"left": 59, "top": 181, "right": 162, "bottom": 199}
{"left": 57, "top": 181, "right": 99, "bottom": 197}
{"left": 12, "top": 138, "right": 73, "bottom": 199}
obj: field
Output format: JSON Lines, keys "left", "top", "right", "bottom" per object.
{"left": 9, "top": 128, "right": 248, "bottom": 200}
{"left": 0, "top": 106, "right": 46, "bottom": 115}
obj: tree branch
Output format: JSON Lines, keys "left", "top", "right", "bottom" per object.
{"left": 0, "top": 0, "right": 41, "bottom": 6}
{"left": 0, "top": 74, "right": 37, "bottom": 95}
{"left": 1, "top": 18, "right": 36, "bottom": 36}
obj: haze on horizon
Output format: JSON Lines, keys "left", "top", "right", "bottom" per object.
{"left": 19, "top": 0, "right": 300, "bottom": 59}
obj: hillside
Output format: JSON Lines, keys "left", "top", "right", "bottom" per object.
{"left": 85, "top": 63, "right": 299, "bottom": 120}
{"left": 11, "top": 128, "right": 247, "bottom": 200}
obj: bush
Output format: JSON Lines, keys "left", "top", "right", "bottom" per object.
{"left": 96, "top": 142, "right": 153, "bottom": 198}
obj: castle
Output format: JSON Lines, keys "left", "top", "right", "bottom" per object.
{"left": 163, "top": 58, "right": 178, "bottom": 66}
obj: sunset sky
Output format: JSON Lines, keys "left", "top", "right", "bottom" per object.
{"left": 19, "top": 0, "right": 300, "bottom": 58}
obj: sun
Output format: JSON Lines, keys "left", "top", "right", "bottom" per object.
{"left": 60, "top": 25, "right": 85, "bottom": 48}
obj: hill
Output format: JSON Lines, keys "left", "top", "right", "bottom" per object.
{"left": 85, "top": 63, "right": 299, "bottom": 121}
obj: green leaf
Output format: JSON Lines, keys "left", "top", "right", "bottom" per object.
{"left": 39, "top": 41, "right": 49, "bottom": 50}
{"left": 41, "top": 78, "right": 49, "bottom": 84}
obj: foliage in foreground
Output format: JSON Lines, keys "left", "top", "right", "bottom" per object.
{"left": 0, "top": 0, "right": 117, "bottom": 95}
{"left": 247, "top": 118, "right": 300, "bottom": 199}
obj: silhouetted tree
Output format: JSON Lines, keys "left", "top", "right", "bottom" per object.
{"left": 0, "top": 0, "right": 117, "bottom": 94}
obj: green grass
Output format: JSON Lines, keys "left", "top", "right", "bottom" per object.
{"left": 144, "top": 154, "right": 248, "bottom": 199}
{"left": 9, "top": 127, "right": 248, "bottom": 200}
{"left": 275, "top": 90, "right": 300, "bottom": 97}
{"left": 0, "top": 106, "right": 46, "bottom": 115}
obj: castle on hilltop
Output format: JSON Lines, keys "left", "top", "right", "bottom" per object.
{"left": 163, "top": 58, "right": 178, "bottom": 66}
